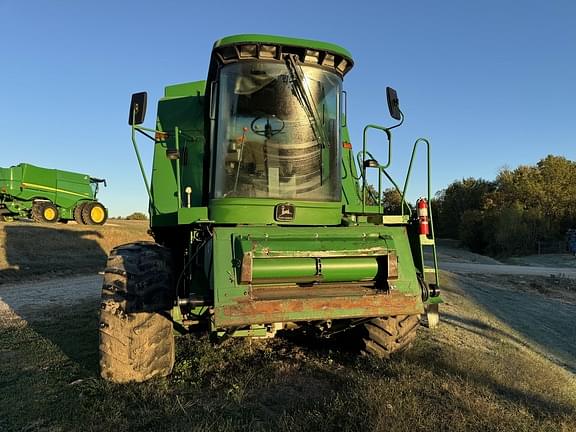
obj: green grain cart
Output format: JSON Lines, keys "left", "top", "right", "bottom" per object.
{"left": 0, "top": 163, "right": 108, "bottom": 224}
{"left": 99, "top": 34, "right": 441, "bottom": 383}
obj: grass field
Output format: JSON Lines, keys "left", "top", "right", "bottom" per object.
{"left": 1, "top": 222, "right": 575, "bottom": 431}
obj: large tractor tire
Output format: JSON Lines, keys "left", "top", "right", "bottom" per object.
{"left": 362, "top": 315, "right": 420, "bottom": 358}
{"left": 99, "top": 242, "right": 175, "bottom": 383}
{"left": 73, "top": 202, "right": 86, "bottom": 224}
{"left": 31, "top": 201, "right": 59, "bottom": 223}
{"left": 82, "top": 201, "right": 108, "bottom": 225}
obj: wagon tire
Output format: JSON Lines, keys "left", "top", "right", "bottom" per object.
{"left": 99, "top": 242, "right": 175, "bottom": 383}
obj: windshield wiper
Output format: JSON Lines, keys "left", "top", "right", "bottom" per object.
{"left": 284, "top": 54, "right": 329, "bottom": 150}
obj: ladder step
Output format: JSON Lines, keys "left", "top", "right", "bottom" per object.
{"left": 424, "top": 267, "right": 437, "bottom": 273}
{"left": 419, "top": 235, "right": 435, "bottom": 245}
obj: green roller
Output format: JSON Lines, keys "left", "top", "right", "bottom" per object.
{"left": 320, "top": 257, "right": 378, "bottom": 282}
{"left": 251, "top": 257, "right": 379, "bottom": 283}
{"left": 251, "top": 258, "right": 318, "bottom": 282}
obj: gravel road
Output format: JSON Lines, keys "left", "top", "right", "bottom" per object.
{"left": 0, "top": 274, "right": 102, "bottom": 319}
{"left": 441, "top": 262, "right": 576, "bottom": 278}
{"left": 448, "top": 271, "right": 576, "bottom": 372}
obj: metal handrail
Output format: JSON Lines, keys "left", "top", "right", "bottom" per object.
{"left": 361, "top": 124, "right": 391, "bottom": 213}
{"left": 401, "top": 137, "right": 439, "bottom": 288}
{"left": 401, "top": 138, "right": 432, "bottom": 216}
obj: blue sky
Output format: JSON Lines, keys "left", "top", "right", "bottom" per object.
{"left": 1, "top": 0, "right": 574, "bottom": 216}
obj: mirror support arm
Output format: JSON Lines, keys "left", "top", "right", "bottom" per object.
{"left": 135, "top": 128, "right": 156, "bottom": 141}
{"left": 131, "top": 122, "right": 154, "bottom": 205}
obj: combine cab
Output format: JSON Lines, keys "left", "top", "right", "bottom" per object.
{"left": 0, "top": 163, "right": 107, "bottom": 224}
{"left": 99, "top": 34, "right": 441, "bottom": 383}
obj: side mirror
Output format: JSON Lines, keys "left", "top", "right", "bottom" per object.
{"left": 129, "top": 92, "right": 147, "bottom": 125}
{"left": 386, "top": 87, "right": 401, "bottom": 121}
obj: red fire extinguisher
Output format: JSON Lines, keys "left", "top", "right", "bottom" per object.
{"left": 417, "top": 198, "right": 430, "bottom": 236}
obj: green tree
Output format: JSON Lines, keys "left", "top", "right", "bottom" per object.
{"left": 442, "top": 155, "right": 575, "bottom": 256}
{"left": 126, "top": 212, "right": 148, "bottom": 220}
{"left": 434, "top": 178, "right": 495, "bottom": 238}
{"left": 382, "top": 187, "right": 407, "bottom": 214}
{"left": 494, "top": 155, "right": 576, "bottom": 240}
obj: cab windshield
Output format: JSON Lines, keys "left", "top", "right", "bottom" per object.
{"left": 214, "top": 61, "right": 342, "bottom": 201}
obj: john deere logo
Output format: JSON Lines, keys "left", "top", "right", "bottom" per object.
{"left": 275, "top": 203, "right": 295, "bottom": 221}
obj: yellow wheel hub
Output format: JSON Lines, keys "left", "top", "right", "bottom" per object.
{"left": 91, "top": 206, "right": 105, "bottom": 223}
{"left": 44, "top": 207, "right": 56, "bottom": 221}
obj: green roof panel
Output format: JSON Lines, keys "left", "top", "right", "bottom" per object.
{"left": 213, "top": 34, "right": 354, "bottom": 63}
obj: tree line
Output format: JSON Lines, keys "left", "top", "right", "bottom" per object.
{"left": 432, "top": 155, "right": 576, "bottom": 256}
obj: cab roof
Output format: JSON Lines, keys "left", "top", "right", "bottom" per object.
{"left": 210, "top": 34, "right": 354, "bottom": 77}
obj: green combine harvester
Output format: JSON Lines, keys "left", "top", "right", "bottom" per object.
{"left": 0, "top": 163, "right": 108, "bottom": 224}
{"left": 99, "top": 34, "right": 441, "bottom": 383}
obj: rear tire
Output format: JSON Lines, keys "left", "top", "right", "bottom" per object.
{"left": 74, "top": 202, "right": 86, "bottom": 224}
{"left": 99, "top": 242, "right": 175, "bottom": 383}
{"left": 363, "top": 314, "right": 420, "bottom": 358}
{"left": 82, "top": 201, "right": 107, "bottom": 225}
{"left": 31, "top": 201, "right": 59, "bottom": 223}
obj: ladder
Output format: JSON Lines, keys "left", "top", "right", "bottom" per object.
{"left": 402, "top": 138, "right": 441, "bottom": 328}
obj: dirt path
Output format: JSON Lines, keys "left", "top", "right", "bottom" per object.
{"left": 441, "top": 261, "right": 576, "bottom": 278}
{"left": 439, "top": 257, "right": 576, "bottom": 372}
{"left": 0, "top": 274, "right": 102, "bottom": 320}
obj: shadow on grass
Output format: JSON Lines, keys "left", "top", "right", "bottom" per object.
{"left": 0, "top": 223, "right": 106, "bottom": 283}
{"left": 1, "top": 309, "right": 575, "bottom": 431}
{"left": 22, "top": 297, "right": 101, "bottom": 374}
{"left": 409, "top": 338, "right": 576, "bottom": 422}
{"left": 166, "top": 329, "right": 576, "bottom": 431}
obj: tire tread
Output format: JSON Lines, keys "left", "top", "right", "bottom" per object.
{"left": 362, "top": 314, "right": 420, "bottom": 359}
{"left": 98, "top": 242, "right": 175, "bottom": 383}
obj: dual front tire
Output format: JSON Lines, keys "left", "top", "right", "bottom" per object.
{"left": 74, "top": 201, "right": 108, "bottom": 225}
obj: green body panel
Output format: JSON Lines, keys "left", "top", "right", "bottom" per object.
{"left": 150, "top": 81, "right": 207, "bottom": 226}
{"left": 209, "top": 225, "right": 421, "bottom": 327}
{"left": 209, "top": 198, "right": 341, "bottom": 225}
{"left": 0, "top": 163, "right": 103, "bottom": 220}
{"left": 177, "top": 207, "right": 209, "bottom": 224}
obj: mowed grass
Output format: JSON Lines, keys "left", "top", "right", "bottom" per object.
{"left": 0, "top": 220, "right": 151, "bottom": 283}
{"left": 1, "top": 273, "right": 575, "bottom": 432}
